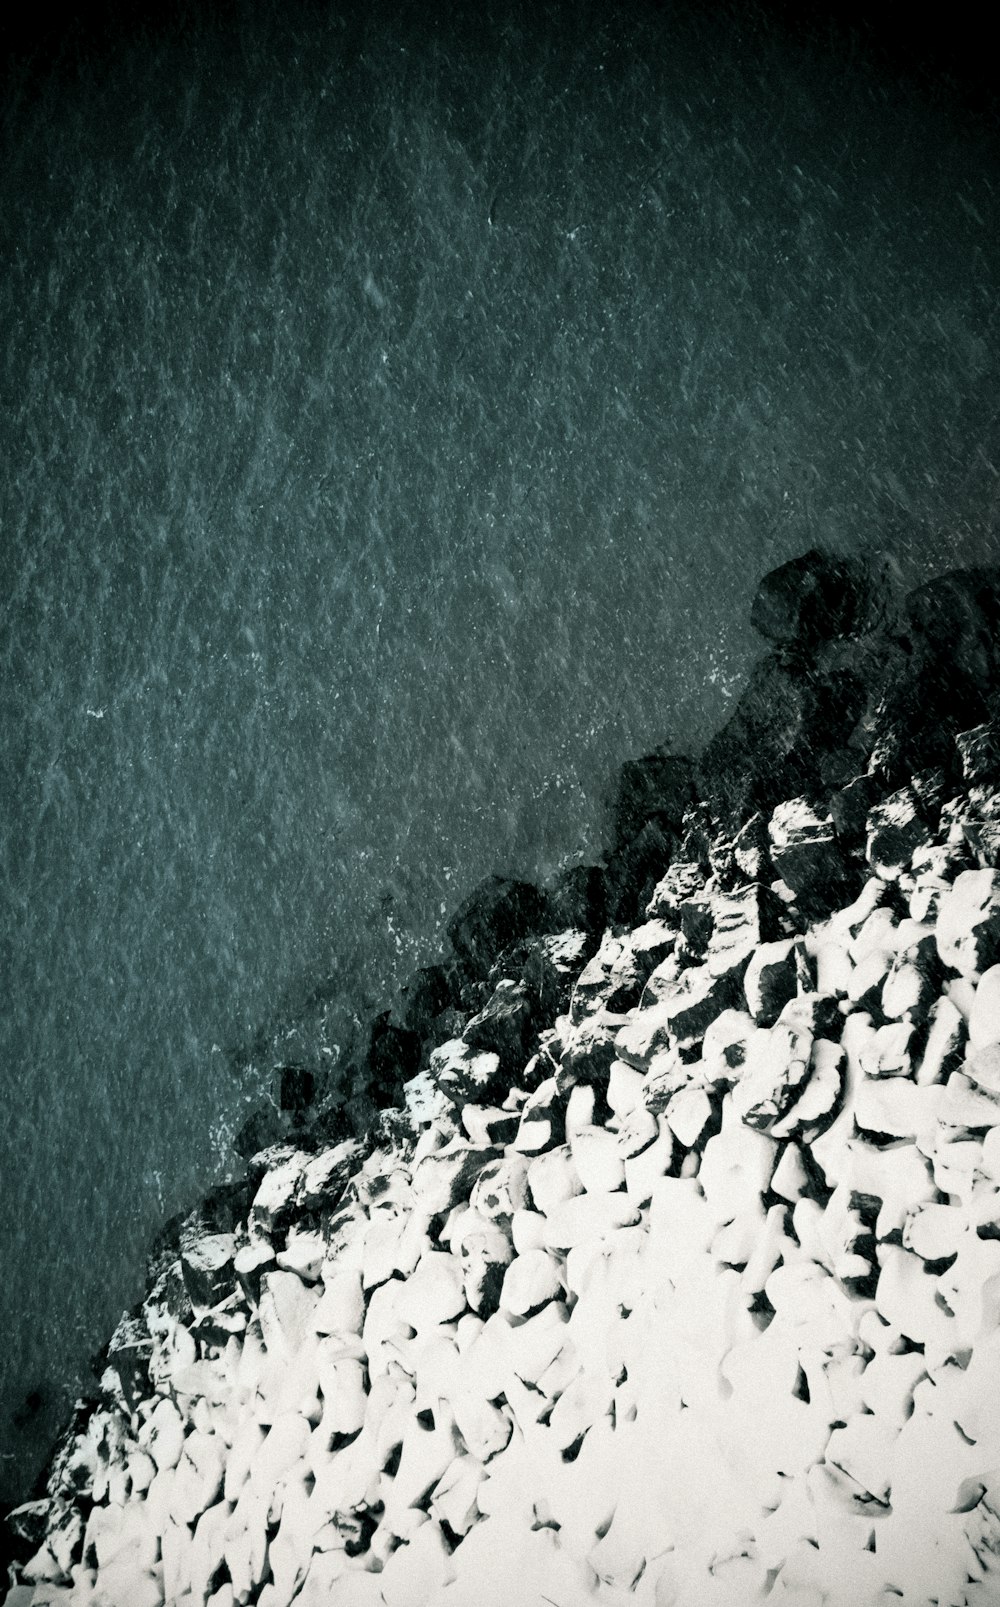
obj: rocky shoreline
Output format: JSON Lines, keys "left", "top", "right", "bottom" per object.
{"left": 5, "top": 551, "right": 1000, "bottom": 1606}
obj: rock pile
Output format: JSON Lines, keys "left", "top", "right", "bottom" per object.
{"left": 6, "top": 556, "right": 1000, "bottom": 1607}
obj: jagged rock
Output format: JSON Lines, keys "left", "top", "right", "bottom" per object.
{"left": 731, "top": 811, "right": 775, "bottom": 884}
{"left": 698, "top": 653, "right": 867, "bottom": 824}
{"left": 232, "top": 1102, "right": 288, "bottom": 1160}
{"left": 706, "top": 882, "right": 785, "bottom": 977}
{"left": 643, "top": 962, "right": 746, "bottom": 1054}
{"left": 105, "top": 1312, "right": 153, "bottom": 1409}
{"left": 511, "top": 1077, "right": 566, "bottom": 1155}
{"left": 743, "top": 938, "right": 802, "bottom": 1026}
{"left": 366, "top": 1012, "right": 422, "bottom": 1107}
{"left": 401, "top": 963, "right": 462, "bottom": 1038}
{"left": 463, "top": 980, "right": 535, "bottom": 1077}
{"left": 411, "top": 1142, "right": 502, "bottom": 1217}
{"left": 180, "top": 1229, "right": 237, "bottom": 1310}
{"left": 605, "top": 816, "right": 678, "bottom": 925}
{"left": 915, "top": 995, "right": 967, "bottom": 1086}
{"left": 555, "top": 1008, "right": 628, "bottom": 1090}
{"left": 866, "top": 785, "right": 935, "bottom": 877}
{"left": 645, "top": 859, "right": 707, "bottom": 924}
{"left": 881, "top": 930, "right": 941, "bottom": 1024}
{"left": 675, "top": 894, "right": 714, "bottom": 965}
{"left": 750, "top": 549, "right": 884, "bottom": 649}
{"left": 608, "top": 749, "right": 696, "bottom": 852}
{"left": 768, "top": 798, "right": 856, "bottom": 913}
{"left": 730, "top": 995, "right": 839, "bottom": 1133}
{"left": 569, "top": 929, "right": 645, "bottom": 1023}
{"left": 829, "top": 771, "right": 882, "bottom": 845}
{"left": 936, "top": 869, "right": 1000, "bottom": 976}
{"left": 956, "top": 720, "right": 1000, "bottom": 786}
{"left": 427, "top": 1037, "right": 503, "bottom": 1106}
{"left": 447, "top": 876, "right": 555, "bottom": 980}
{"left": 487, "top": 930, "right": 588, "bottom": 1025}
{"left": 546, "top": 863, "right": 609, "bottom": 935}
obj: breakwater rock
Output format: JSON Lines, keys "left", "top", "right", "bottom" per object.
{"left": 6, "top": 552, "right": 1000, "bottom": 1607}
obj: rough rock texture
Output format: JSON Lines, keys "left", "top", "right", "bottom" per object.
{"left": 10, "top": 555, "right": 1000, "bottom": 1607}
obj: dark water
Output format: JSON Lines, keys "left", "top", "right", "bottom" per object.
{"left": 2, "top": 0, "right": 999, "bottom": 1502}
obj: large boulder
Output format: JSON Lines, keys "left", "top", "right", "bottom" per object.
{"left": 750, "top": 549, "right": 887, "bottom": 651}
{"left": 607, "top": 750, "right": 696, "bottom": 852}
{"left": 447, "top": 876, "right": 556, "bottom": 980}
{"left": 366, "top": 1013, "right": 422, "bottom": 1107}
{"left": 698, "top": 654, "right": 867, "bottom": 825}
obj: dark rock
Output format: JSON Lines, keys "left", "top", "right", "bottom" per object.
{"left": 744, "top": 938, "right": 803, "bottom": 1027}
{"left": 605, "top": 817, "right": 678, "bottom": 925}
{"left": 487, "top": 932, "right": 585, "bottom": 1024}
{"left": 547, "top": 863, "right": 609, "bottom": 936}
{"left": 731, "top": 812, "right": 775, "bottom": 885}
{"left": 653, "top": 965, "right": 747, "bottom": 1051}
{"left": 464, "top": 980, "right": 535, "bottom": 1077}
{"left": 179, "top": 1228, "right": 237, "bottom": 1310}
{"left": 646, "top": 859, "right": 708, "bottom": 925}
{"left": 366, "top": 1012, "right": 422, "bottom": 1108}
{"left": 106, "top": 1311, "right": 153, "bottom": 1408}
{"left": 570, "top": 931, "right": 646, "bottom": 1023}
{"left": 677, "top": 898, "right": 714, "bottom": 966}
{"left": 867, "top": 570, "right": 1000, "bottom": 784}
{"left": 866, "top": 786, "right": 934, "bottom": 877}
{"left": 278, "top": 1065, "right": 317, "bottom": 1116}
{"left": 608, "top": 750, "right": 696, "bottom": 853}
{"left": 768, "top": 798, "right": 859, "bottom": 914}
{"left": 829, "top": 773, "right": 882, "bottom": 845}
{"left": 233, "top": 1103, "right": 288, "bottom": 1161}
{"left": 142, "top": 1259, "right": 192, "bottom": 1329}
{"left": 706, "top": 883, "right": 786, "bottom": 978}
{"left": 956, "top": 721, "right": 1000, "bottom": 786}
{"left": 447, "top": 876, "right": 556, "bottom": 980}
{"left": 401, "top": 963, "right": 462, "bottom": 1039}
{"left": 699, "top": 654, "right": 867, "bottom": 826}
{"left": 555, "top": 1012, "right": 628, "bottom": 1094}
{"left": 750, "top": 549, "right": 885, "bottom": 650}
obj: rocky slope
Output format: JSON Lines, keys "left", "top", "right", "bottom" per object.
{"left": 6, "top": 552, "right": 1000, "bottom": 1607}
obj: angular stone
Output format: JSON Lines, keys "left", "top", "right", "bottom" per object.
{"left": 936, "top": 869, "right": 1000, "bottom": 976}
{"left": 769, "top": 798, "right": 855, "bottom": 913}
{"left": 569, "top": 930, "right": 645, "bottom": 1024}
{"left": 106, "top": 1311, "right": 153, "bottom": 1409}
{"left": 464, "top": 980, "right": 535, "bottom": 1077}
{"left": 608, "top": 750, "right": 696, "bottom": 852}
{"left": 180, "top": 1230, "right": 237, "bottom": 1310}
{"left": 750, "top": 549, "right": 880, "bottom": 648}
{"left": 866, "top": 786, "right": 933, "bottom": 878}
{"left": 447, "top": 876, "right": 555, "bottom": 980}
{"left": 556, "top": 1008, "right": 628, "bottom": 1090}
{"left": 956, "top": 720, "right": 1000, "bottom": 785}
{"left": 640, "top": 963, "right": 745, "bottom": 1053}
{"left": 428, "top": 1038, "right": 503, "bottom": 1106}
{"left": 706, "top": 883, "right": 784, "bottom": 978}
{"left": 915, "top": 995, "right": 967, "bottom": 1086}
{"left": 645, "top": 859, "right": 707, "bottom": 925}
{"left": 730, "top": 996, "right": 835, "bottom": 1134}
{"left": 743, "top": 939, "right": 800, "bottom": 1026}
{"left": 511, "top": 1077, "right": 565, "bottom": 1155}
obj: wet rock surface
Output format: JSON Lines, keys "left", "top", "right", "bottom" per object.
{"left": 10, "top": 555, "right": 1000, "bottom": 1607}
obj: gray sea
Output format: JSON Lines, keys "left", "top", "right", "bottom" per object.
{"left": 2, "top": 0, "right": 999, "bottom": 1503}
